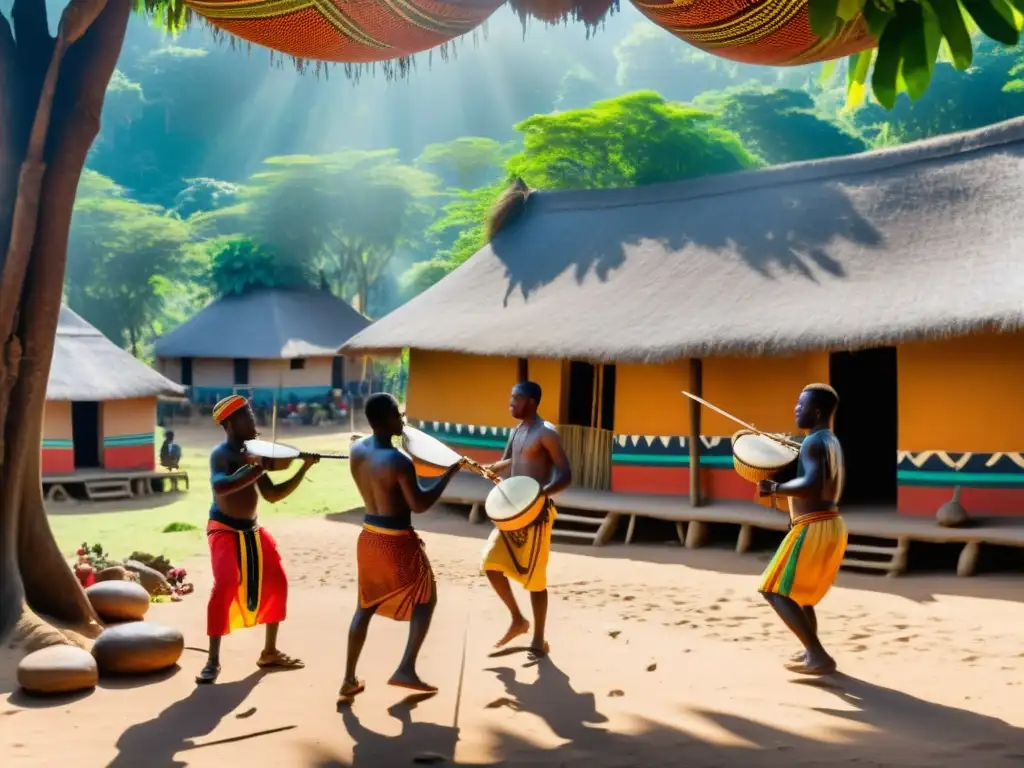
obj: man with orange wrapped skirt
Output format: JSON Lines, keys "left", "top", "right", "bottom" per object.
{"left": 339, "top": 393, "right": 463, "bottom": 703}
{"left": 196, "top": 394, "right": 317, "bottom": 684}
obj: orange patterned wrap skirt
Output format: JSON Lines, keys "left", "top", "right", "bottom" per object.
{"left": 357, "top": 517, "right": 435, "bottom": 621}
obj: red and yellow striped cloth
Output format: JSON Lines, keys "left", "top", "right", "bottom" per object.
{"left": 357, "top": 523, "right": 435, "bottom": 621}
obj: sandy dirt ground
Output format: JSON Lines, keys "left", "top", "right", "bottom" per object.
{"left": 2, "top": 508, "right": 1022, "bottom": 767}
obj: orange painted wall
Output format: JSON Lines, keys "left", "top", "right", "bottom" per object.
{"left": 702, "top": 353, "right": 830, "bottom": 436}
{"left": 527, "top": 357, "right": 565, "bottom": 424}
{"left": 614, "top": 361, "right": 690, "bottom": 435}
{"left": 407, "top": 350, "right": 518, "bottom": 427}
{"left": 102, "top": 397, "right": 154, "bottom": 436}
{"left": 43, "top": 401, "right": 73, "bottom": 440}
{"left": 897, "top": 331, "right": 1024, "bottom": 452}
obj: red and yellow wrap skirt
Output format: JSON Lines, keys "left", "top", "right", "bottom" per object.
{"left": 759, "top": 510, "right": 848, "bottom": 607}
{"left": 357, "top": 517, "right": 435, "bottom": 621}
{"left": 206, "top": 514, "right": 288, "bottom": 637}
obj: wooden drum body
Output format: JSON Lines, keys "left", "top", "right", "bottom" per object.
{"left": 485, "top": 476, "right": 546, "bottom": 532}
{"left": 401, "top": 425, "right": 462, "bottom": 478}
{"left": 731, "top": 430, "right": 799, "bottom": 485}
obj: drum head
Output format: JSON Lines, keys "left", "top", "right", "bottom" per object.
{"left": 731, "top": 430, "right": 798, "bottom": 469}
{"left": 485, "top": 476, "right": 541, "bottom": 522}
{"left": 401, "top": 426, "right": 461, "bottom": 469}
{"left": 244, "top": 439, "right": 301, "bottom": 460}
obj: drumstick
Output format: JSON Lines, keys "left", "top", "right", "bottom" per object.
{"left": 681, "top": 391, "right": 802, "bottom": 450}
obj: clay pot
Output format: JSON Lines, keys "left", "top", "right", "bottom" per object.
{"left": 936, "top": 486, "right": 970, "bottom": 528}
{"left": 86, "top": 581, "right": 151, "bottom": 622}
{"left": 17, "top": 645, "right": 98, "bottom": 695}
{"left": 91, "top": 621, "right": 184, "bottom": 676}
{"left": 96, "top": 566, "right": 131, "bottom": 582}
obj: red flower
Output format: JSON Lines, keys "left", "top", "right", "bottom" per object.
{"left": 76, "top": 548, "right": 87, "bottom": 556}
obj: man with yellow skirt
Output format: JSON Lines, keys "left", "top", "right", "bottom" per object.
{"left": 197, "top": 395, "right": 317, "bottom": 684}
{"left": 483, "top": 381, "right": 573, "bottom": 660}
{"left": 340, "top": 393, "right": 464, "bottom": 702}
{"left": 756, "top": 383, "right": 848, "bottom": 676}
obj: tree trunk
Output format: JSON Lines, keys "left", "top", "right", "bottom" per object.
{"left": 0, "top": 0, "right": 132, "bottom": 644}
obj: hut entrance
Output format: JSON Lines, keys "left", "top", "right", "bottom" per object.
{"left": 561, "top": 361, "right": 615, "bottom": 490}
{"left": 829, "top": 347, "right": 898, "bottom": 507}
{"left": 71, "top": 401, "right": 102, "bottom": 470}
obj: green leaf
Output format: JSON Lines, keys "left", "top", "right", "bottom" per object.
{"left": 837, "top": 0, "right": 865, "bottom": 20}
{"left": 844, "top": 50, "right": 874, "bottom": 110}
{"left": 872, "top": 12, "right": 905, "bottom": 109}
{"left": 963, "top": 0, "right": 1020, "bottom": 45}
{"left": 901, "top": 2, "right": 944, "bottom": 101}
{"left": 862, "top": 0, "right": 895, "bottom": 36}
{"left": 929, "top": 0, "right": 974, "bottom": 70}
{"left": 809, "top": 0, "right": 841, "bottom": 36}
{"left": 819, "top": 59, "right": 839, "bottom": 83}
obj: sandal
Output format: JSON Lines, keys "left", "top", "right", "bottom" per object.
{"left": 257, "top": 650, "right": 305, "bottom": 671}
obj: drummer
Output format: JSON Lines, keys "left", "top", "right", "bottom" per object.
{"left": 196, "top": 394, "right": 317, "bottom": 684}
{"left": 756, "top": 383, "right": 848, "bottom": 676}
{"left": 340, "top": 393, "right": 464, "bottom": 701}
{"left": 482, "top": 381, "right": 572, "bottom": 660}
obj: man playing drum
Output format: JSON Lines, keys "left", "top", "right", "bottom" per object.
{"left": 483, "top": 381, "right": 573, "bottom": 660}
{"left": 197, "top": 395, "right": 316, "bottom": 684}
{"left": 756, "top": 383, "right": 848, "bottom": 676}
{"left": 340, "top": 393, "right": 464, "bottom": 701}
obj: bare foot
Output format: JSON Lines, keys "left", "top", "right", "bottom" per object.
{"left": 495, "top": 617, "right": 530, "bottom": 649}
{"left": 389, "top": 668, "right": 438, "bottom": 693}
{"left": 785, "top": 654, "right": 837, "bottom": 676}
{"left": 527, "top": 641, "right": 550, "bottom": 661}
{"left": 257, "top": 650, "right": 304, "bottom": 671}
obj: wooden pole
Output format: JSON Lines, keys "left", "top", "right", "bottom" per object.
{"left": 688, "top": 358, "right": 703, "bottom": 508}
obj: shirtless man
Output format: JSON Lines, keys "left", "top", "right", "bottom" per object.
{"left": 339, "top": 393, "right": 464, "bottom": 701}
{"left": 482, "top": 381, "right": 572, "bottom": 660}
{"left": 756, "top": 383, "right": 849, "bottom": 676}
{"left": 197, "top": 395, "right": 316, "bottom": 684}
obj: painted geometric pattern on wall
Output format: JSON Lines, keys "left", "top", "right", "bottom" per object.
{"left": 897, "top": 450, "right": 1024, "bottom": 488}
{"left": 415, "top": 421, "right": 740, "bottom": 468}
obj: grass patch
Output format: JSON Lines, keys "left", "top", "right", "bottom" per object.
{"left": 48, "top": 426, "right": 364, "bottom": 563}
{"left": 162, "top": 521, "right": 199, "bottom": 533}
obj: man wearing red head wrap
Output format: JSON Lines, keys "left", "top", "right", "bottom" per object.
{"left": 196, "top": 395, "right": 317, "bottom": 684}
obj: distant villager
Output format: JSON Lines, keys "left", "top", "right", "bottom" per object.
{"left": 160, "top": 431, "right": 182, "bottom": 471}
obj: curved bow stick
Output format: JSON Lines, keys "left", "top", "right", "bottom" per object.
{"left": 681, "top": 391, "right": 802, "bottom": 450}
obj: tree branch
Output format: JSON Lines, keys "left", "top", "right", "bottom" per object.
{"left": 11, "top": 0, "right": 49, "bottom": 49}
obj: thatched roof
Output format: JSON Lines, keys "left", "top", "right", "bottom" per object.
{"left": 49, "top": 307, "right": 185, "bottom": 401}
{"left": 343, "top": 118, "right": 1024, "bottom": 362}
{"left": 153, "top": 288, "right": 370, "bottom": 360}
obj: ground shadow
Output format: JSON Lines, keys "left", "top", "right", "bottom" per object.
{"left": 98, "top": 664, "right": 182, "bottom": 691}
{"left": 108, "top": 670, "right": 272, "bottom": 767}
{"left": 334, "top": 691, "right": 460, "bottom": 766}
{"left": 307, "top": 670, "right": 1024, "bottom": 766}
{"left": 484, "top": 655, "right": 608, "bottom": 741}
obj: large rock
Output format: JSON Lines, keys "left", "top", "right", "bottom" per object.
{"left": 86, "top": 580, "right": 151, "bottom": 622}
{"left": 17, "top": 645, "right": 98, "bottom": 695}
{"left": 92, "top": 621, "right": 184, "bottom": 676}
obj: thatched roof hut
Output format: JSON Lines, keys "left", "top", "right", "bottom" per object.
{"left": 342, "top": 119, "right": 1024, "bottom": 519}
{"left": 344, "top": 117, "right": 1024, "bottom": 362}
{"left": 153, "top": 288, "right": 373, "bottom": 408}
{"left": 44, "top": 308, "right": 184, "bottom": 476}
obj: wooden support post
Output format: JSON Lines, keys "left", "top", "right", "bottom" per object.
{"left": 685, "top": 520, "right": 709, "bottom": 549}
{"left": 736, "top": 524, "right": 753, "bottom": 554}
{"left": 468, "top": 502, "right": 484, "bottom": 524}
{"left": 957, "top": 541, "right": 980, "bottom": 577}
{"left": 594, "top": 511, "right": 621, "bottom": 546}
{"left": 688, "top": 358, "right": 703, "bottom": 508}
